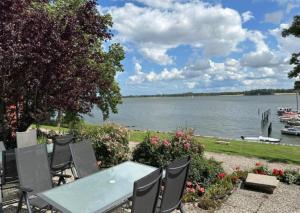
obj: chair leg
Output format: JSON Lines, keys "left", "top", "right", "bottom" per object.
{"left": 24, "top": 193, "right": 32, "bottom": 213}
{"left": 17, "top": 193, "right": 24, "bottom": 213}
{"left": 179, "top": 203, "right": 185, "bottom": 213}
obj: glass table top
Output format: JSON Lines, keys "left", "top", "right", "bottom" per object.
{"left": 38, "top": 161, "right": 157, "bottom": 213}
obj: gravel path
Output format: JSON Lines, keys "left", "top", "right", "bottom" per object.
{"left": 204, "top": 151, "right": 300, "bottom": 174}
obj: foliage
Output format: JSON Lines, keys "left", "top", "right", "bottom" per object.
{"left": 0, "top": 0, "right": 124, "bottom": 143}
{"left": 198, "top": 177, "right": 233, "bottom": 210}
{"left": 74, "top": 123, "right": 129, "bottom": 167}
{"left": 252, "top": 162, "right": 272, "bottom": 175}
{"left": 253, "top": 163, "right": 300, "bottom": 185}
{"left": 189, "top": 155, "right": 224, "bottom": 188}
{"left": 132, "top": 129, "right": 204, "bottom": 167}
{"left": 282, "top": 15, "right": 300, "bottom": 78}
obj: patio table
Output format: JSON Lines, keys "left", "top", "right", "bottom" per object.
{"left": 37, "top": 161, "right": 157, "bottom": 213}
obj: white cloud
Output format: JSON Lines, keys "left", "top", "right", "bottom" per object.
{"left": 241, "top": 51, "right": 283, "bottom": 67}
{"left": 270, "top": 24, "right": 300, "bottom": 54}
{"left": 128, "top": 63, "right": 184, "bottom": 84}
{"left": 264, "top": 11, "right": 284, "bottom": 24}
{"left": 241, "top": 30, "right": 285, "bottom": 68}
{"left": 185, "top": 81, "right": 198, "bottom": 89}
{"left": 242, "top": 11, "right": 254, "bottom": 23}
{"left": 106, "top": 1, "right": 246, "bottom": 65}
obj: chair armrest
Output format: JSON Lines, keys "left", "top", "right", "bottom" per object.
{"left": 20, "top": 186, "right": 33, "bottom": 193}
{"left": 51, "top": 171, "right": 71, "bottom": 178}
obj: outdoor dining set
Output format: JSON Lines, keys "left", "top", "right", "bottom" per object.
{"left": 0, "top": 129, "right": 191, "bottom": 213}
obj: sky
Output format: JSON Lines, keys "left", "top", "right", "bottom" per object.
{"left": 97, "top": 0, "right": 300, "bottom": 95}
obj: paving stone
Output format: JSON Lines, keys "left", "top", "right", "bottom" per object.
{"left": 245, "top": 173, "right": 279, "bottom": 193}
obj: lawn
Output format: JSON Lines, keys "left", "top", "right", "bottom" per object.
{"left": 129, "top": 130, "right": 300, "bottom": 165}
{"left": 32, "top": 124, "right": 300, "bottom": 165}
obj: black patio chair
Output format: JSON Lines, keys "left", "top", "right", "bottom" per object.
{"left": 69, "top": 140, "right": 98, "bottom": 178}
{"left": 50, "top": 134, "right": 75, "bottom": 185}
{"left": 158, "top": 156, "right": 191, "bottom": 213}
{"left": 131, "top": 167, "right": 163, "bottom": 213}
{"left": 15, "top": 144, "right": 70, "bottom": 213}
{"left": 1, "top": 149, "right": 19, "bottom": 204}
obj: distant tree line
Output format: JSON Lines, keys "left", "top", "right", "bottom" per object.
{"left": 123, "top": 89, "right": 295, "bottom": 98}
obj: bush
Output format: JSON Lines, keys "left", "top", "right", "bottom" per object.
{"left": 132, "top": 129, "right": 204, "bottom": 167}
{"left": 74, "top": 123, "right": 129, "bottom": 167}
{"left": 189, "top": 155, "right": 224, "bottom": 188}
{"left": 253, "top": 162, "right": 300, "bottom": 185}
{"left": 198, "top": 177, "right": 233, "bottom": 210}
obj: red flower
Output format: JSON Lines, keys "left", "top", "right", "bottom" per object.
{"left": 196, "top": 185, "right": 205, "bottom": 194}
{"left": 273, "top": 169, "right": 278, "bottom": 176}
{"left": 175, "top": 130, "right": 185, "bottom": 139}
{"left": 279, "top": 169, "right": 284, "bottom": 176}
{"left": 255, "top": 162, "right": 262, "bottom": 167}
{"left": 183, "top": 143, "right": 190, "bottom": 150}
{"left": 218, "top": 172, "right": 226, "bottom": 179}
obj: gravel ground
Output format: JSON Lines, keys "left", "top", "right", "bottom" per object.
{"left": 204, "top": 151, "right": 300, "bottom": 174}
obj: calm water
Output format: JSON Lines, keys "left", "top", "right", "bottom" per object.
{"left": 83, "top": 95, "right": 300, "bottom": 145}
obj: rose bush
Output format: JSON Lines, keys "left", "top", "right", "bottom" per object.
{"left": 74, "top": 123, "right": 129, "bottom": 167}
{"left": 132, "top": 129, "right": 204, "bottom": 167}
{"left": 252, "top": 163, "right": 300, "bottom": 185}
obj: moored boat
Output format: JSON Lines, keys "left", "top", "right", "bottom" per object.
{"left": 241, "top": 136, "right": 281, "bottom": 143}
{"left": 281, "top": 127, "right": 300, "bottom": 136}
{"left": 277, "top": 107, "right": 292, "bottom": 115}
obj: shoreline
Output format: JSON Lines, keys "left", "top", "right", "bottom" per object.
{"left": 130, "top": 128, "right": 300, "bottom": 147}
{"left": 122, "top": 93, "right": 296, "bottom": 98}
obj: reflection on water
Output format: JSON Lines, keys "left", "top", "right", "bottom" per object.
{"left": 83, "top": 95, "right": 300, "bottom": 145}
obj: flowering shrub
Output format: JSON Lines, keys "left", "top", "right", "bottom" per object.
{"left": 132, "top": 129, "right": 204, "bottom": 167}
{"left": 189, "top": 155, "right": 224, "bottom": 188}
{"left": 74, "top": 123, "right": 129, "bottom": 167}
{"left": 252, "top": 164, "right": 272, "bottom": 175}
{"left": 252, "top": 163, "right": 300, "bottom": 185}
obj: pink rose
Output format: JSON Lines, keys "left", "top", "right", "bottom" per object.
{"left": 186, "top": 181, "right": 192, "bottom": 187}
{"left": 183, "top": 142, "right": 190, "bottom": 150}
{"left": 175, "top": 130, "right": 185, "bottom": 138}
{"left": 150, "top": 136, "right": 159, "bottom": 145}
{"left": 162, "top": 139, "right": 170, "bottom": 147}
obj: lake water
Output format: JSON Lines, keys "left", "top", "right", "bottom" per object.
{"left": 83, "top": 95, "right": 300, "bottom": 145}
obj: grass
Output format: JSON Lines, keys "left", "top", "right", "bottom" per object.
{"left": 129, "top": 130, "right": 300, "bottom": 165}
{"left": 32, "top": 124, "right": 300, "bottom": 165}
{"left": 30, "top": 124, "right": 69, "bottom": 133}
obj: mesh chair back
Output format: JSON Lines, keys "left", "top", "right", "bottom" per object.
{"left": 160, "top": 156, "right": 191, "bottom": 213}
{"left": 0, "top": 141, "right": 6, "bottom": 151}
{"left": 16, "top": 129, "right": 37, "bottom": 148}
{"left": 132, "top": 167, "right": 163, "bottom": 213}
{"left": 2, "top": 150, "right": 18, "bottom": 184}
{"left": 69, "top": 140, "right": 98, "bottom": 178}
{"left": 15, "top": 144, "right": 52, "bottom": 196}
{"left": 50, "top": 134, "right": 74, "bottom": 171}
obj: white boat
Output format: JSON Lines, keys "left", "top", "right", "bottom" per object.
{"left": 277, "top": 107, "right": 292, "bottom": 115}
{"left": 281, "top": 127, "right": 300, "bottom": 136}
{"left": 241, "top": 136, "right": 281, "bottom": 143}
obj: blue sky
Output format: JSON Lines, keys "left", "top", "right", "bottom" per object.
{"left": 97, "top": 0, "right": 300, "bottom": 95}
